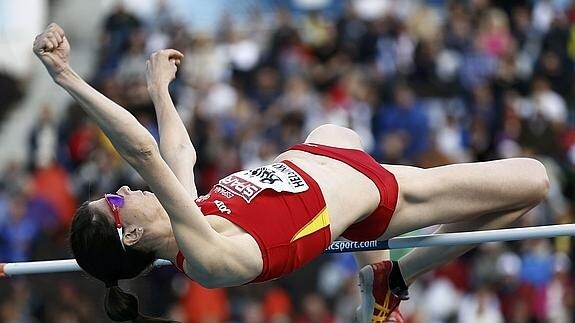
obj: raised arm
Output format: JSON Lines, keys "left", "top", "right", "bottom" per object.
{"left": 33, "top": 23, "right": 223, "bottom": 274}
{"left": 146, "top": 50, "right": 198, "bottom": 198}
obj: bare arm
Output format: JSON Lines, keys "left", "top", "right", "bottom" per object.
{"left": 146, "top": 50, "right": 198, "bottom": 198}
{"left": 33, "top": 23, "right": 227, "bottom": 273}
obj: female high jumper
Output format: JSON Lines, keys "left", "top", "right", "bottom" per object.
{"left": 33, "top": 23, "right": 549, "bottom": 323}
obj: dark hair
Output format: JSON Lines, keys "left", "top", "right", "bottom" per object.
{"left": 70, "top": 201, "right": 177, "bottom": 322}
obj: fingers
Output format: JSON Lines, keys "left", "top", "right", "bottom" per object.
{"left": 158, "top": 49, "right": 184, "bottom": 59}
{"left": 47, "top": 23, "right": 64, "bottom": 35}
{"left": 45, "top": 35, "right": 59, "bottom": 51}
{"left": 52, "top": 31, "right": 63, "bottom": 44}
{"left": 34, "top": 22, "right": 66, "bottom": 53}
{"left": 169, "top": 58, "right": 182, "bottom": 66}
{"left": 151, "top": 49, "right": 184, "bottom": 63}
{"left": 166, "top": 49, "right": 184, "bottom": 60}
{"left": 44, "top": 23, "right": 65, "bottom": 47}
{"left": 33, "top": 35, "right": 43, "bottom": 53}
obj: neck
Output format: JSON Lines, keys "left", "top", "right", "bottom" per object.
{"left": 154, "top": 229, "right": 179, "bottom": 263}
{"left": 133, "top": 206, "right": 180, "bottom": 264}
{"left": 140, "top": 207, "right": 179, "bottom": 263}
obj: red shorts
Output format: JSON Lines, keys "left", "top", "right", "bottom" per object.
{"left": 289, "top": 143, "right": 399, "bottom": 241}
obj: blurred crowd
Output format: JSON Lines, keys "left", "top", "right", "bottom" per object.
{"left": 1, "top": 0, "right": 575, "bottom": 322}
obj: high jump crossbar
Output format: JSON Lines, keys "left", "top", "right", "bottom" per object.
{"left": 1, "top": 224, "right": 574, "bottom": 277}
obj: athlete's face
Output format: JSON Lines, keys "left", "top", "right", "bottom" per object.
{"left": 90, "top": 185, "right": 166, "bottom": 229}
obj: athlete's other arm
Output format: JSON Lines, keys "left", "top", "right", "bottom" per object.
{"left": 33, "top": 23, "right": 253, "bottom": 285}
{"left": 146, "top": 50, "right": 198, "bottom": 198}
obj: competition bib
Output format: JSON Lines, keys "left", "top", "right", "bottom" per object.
{"left": 216, "top": 163, "right": 309, "bottom": 203}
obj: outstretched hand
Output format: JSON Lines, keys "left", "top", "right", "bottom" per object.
{"left": 33, "top": 23, "right": 71, "bottom": 79}
{"left": 146, "top": 49, "right": 184, "bottom": 94}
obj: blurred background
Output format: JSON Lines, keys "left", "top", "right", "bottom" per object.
{"left": 1, "top": 0, "right": 575, "bottom": 322}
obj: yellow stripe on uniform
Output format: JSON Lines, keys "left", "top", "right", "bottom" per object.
{"left": 290, "top": 207, "right": 330, "bottom": 242}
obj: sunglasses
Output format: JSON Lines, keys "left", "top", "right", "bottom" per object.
{"left": 104, "top": 193, "right": 126, "bottom": 251}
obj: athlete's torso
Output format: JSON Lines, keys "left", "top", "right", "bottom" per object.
{"left": 196, "top": 160, "right": 332, "bottom": 282}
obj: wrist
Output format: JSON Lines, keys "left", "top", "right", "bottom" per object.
{"left": 148, "top": 83, "right": 170, "bottom": 98}
{"left": 53, "top": 66, "right": 77, "bottom": 85}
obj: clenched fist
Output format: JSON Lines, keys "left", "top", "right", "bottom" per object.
{"left": 33, "top": 23, "right": 71, "bottom": 79}
{"left": 146, "top": 49, "right": 184, "bottom": 95}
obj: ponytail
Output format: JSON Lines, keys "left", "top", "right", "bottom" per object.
{"left": 70, "top": 202, "right": 178, "bottom": 322}
{"left": 105, "top": 285, "right": 177, "bottom": 323}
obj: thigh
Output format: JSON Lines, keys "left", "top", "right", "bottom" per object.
{"left": 305, "top": 124, "right": 365, "bottom": 150}
{"left": 382, "top": 158, "right": 548, "bottom": 239}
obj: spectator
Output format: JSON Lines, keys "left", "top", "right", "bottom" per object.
{"left": 373, "top": 83, "right": 429, "bottom": 162}
{"left": 99, "top": 3, "right": 142, "bottom": 73}
{"left": 0, "top": 192, "right": 40, "bottom": 262}
{"left": 457, "top": 286, "right": 505, "bottom": 323}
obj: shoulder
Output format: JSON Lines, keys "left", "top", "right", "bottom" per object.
{"left": 180, "top": 233, "right": 263, "bottom": 288}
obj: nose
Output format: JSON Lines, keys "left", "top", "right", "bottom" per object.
{"left": 116, "top": 186, "right": 131, "bottom": 195}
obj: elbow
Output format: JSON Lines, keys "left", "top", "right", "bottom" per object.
{"left": 161, "top": 143, "right": 197, "bottom": 165}
{"left": 137, "top": 143, "right": 159, "bottom": 160}
{"left": 124, "top": 141, "right": 160, "bottom": 165}
{"left": 178, "top": 144, "right": 197, "bottom": 164}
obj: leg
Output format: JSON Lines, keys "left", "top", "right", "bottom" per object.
{"left": 399, "top": 206, "right": 535, "bottom": 285}
{"left": 355, "top": 159, "right": 548, "bottom": 323}
{"left": 383, "top": 158, "right": 549, "bottom": 239}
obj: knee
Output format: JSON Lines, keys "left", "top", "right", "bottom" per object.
{"left": 309, "top": 124, "right": 349, "bottom": 136}
{"left": 306, "top": 124, "right": 363, "bottom": 149}
{"left": 518, "top": 158, "right": 549, "bottom": 204}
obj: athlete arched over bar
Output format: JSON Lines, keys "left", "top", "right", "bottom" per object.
{"left": 33, "top": 23, "right": 550, "bottom": 323}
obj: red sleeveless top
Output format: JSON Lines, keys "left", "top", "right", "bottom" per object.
{"left": 176, "top": 160, "right": 331, "bottom": 283}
